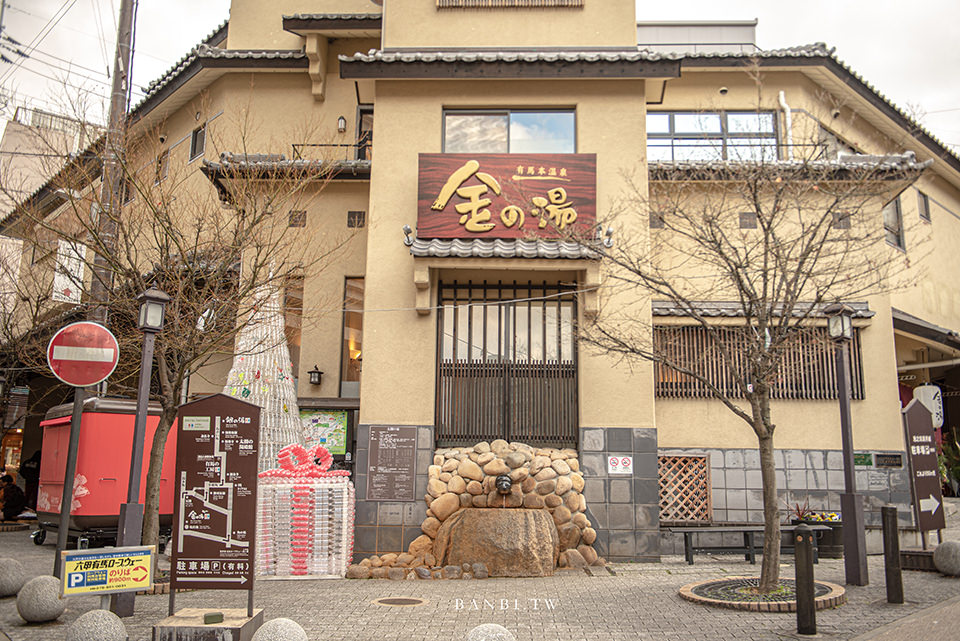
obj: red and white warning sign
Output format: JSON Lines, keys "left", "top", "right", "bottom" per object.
{"left": 607, "top": 455, "right": 633, "bottom": 475}
{"left": 46, "top": 321, "right": 120, "bottom": 387}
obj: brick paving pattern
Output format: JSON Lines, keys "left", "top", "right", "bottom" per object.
{"left": 2, "top": 502, "right": 960, "bottom": 641}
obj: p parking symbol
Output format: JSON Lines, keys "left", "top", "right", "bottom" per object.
{"left": 68, "top": 572, "right": 85, "bottom": 588}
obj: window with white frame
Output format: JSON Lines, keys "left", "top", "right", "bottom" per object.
{"left": 917, "top": 191, "right": 931, "bottom": 222}
{"left": 883, "top": 197, "right": 904, "bottom": 249}
{"left": 646, "top": 111, "right": 778, "bottom": 162}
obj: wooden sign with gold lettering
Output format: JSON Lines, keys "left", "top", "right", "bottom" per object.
{"left": 417, "top": 153, "right": 597, "bottom": 239}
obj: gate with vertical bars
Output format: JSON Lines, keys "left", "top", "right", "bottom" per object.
{"left": 435, "top": 280, "right": 579, "bottom": 447}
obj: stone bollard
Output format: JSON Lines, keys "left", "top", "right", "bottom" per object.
{"left": 16, "top": 576, "right": 66, "bottom": 623}
{"left": 0, "top": 558, "right": 26, "bottom": 596}
{"left": 794, "top": 523, "right": 816, "bottom": 636}
{"left": 67, "top": 609, "right": 127, "bottom": 641}
{"left": 251, "top": 618, "right": 309, "bottom": 641}
{"left": 881, "top": 505, "right": 904, "bottom": 604}
{"left": 466, "top": 624, "right": 517, "bottom": 641}
{"left": 933, "top": 540, "right": 960, "bottom": 576}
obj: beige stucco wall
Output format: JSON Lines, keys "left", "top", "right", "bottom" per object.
{"left": 382, "top": 0, "right": 636, "bottom": 50}
{"left": 646, "top": 68, "right": 951, "bottom": 453}
{"left": 227, "top": 0, "right": 380, "bottom": 50}
{"left": 360, "top": 77, "right": 653, "bottom": 430}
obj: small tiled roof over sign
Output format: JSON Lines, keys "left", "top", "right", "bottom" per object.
{"left": 652, "top": 301, "right": 875, "bottom": 319}
{"left": 408, "top": 238, "right": 598, "bottom": 259}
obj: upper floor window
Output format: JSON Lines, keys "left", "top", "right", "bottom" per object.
{"left": 155, "top": 149, "right": 169, "bottom": 184}
{"left": 883, "top": 197, "right": 904, "bottom": 249}
{"left": 357, "top": 107, "right": 373, "bottom": 161}
{"left": 443, "top": 110, "right": 575, "bottom": 154}
{"left": 190, "top": 125, "right": 206, "bottom": 161}
{"left": 647, "top": 111, "right": 777, "bottom": 162}
{"left": 918, "top": 191, "right": 931, "bottom": 222}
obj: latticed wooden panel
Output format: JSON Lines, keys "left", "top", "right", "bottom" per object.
{"left": 658, "top": 456, "right": 712, "bottom": 522}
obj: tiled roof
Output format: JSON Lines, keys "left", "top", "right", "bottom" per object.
{"left": 649, "top": 152, "right": 933, "bottom": 179}
{"left": 203, "top": 152, "right": 371, "bottom": 174}
{"left": 342, "top": 48, "right": 660, "bottom": 64}
{"left": 138, "top": 45, "right": 305, "bottom": 108}
{"left": 342, "top": 43, "right": 959, "bottom": 171}
{"left": 408, "top": 237, "right": 598, "bottom": 259}
{"left": 652, "top": 301, "right": 875, "bottom": 319}
{"left": 283, "top": 13, "right": 382, "bottom": 21}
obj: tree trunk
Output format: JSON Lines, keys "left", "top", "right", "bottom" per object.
{"left": 142, "top": 406, "right": 178, "bottom": 548}
{"left": 757, "top": 431, "right": 781, "bottom": 592}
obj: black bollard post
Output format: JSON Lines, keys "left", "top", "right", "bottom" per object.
{"left": 882, "top": 505, "right": 904, "bottom": 604}
{"left": 795, "top": 523, "right": 817, "bottom": 636}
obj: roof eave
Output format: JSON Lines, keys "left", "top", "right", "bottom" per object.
{"left": 340, "top": 58, "right": 680, "bottom": 80}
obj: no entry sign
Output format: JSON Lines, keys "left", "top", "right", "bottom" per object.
{"left": 46, "top": 321, "right": 120, "bottom": 387}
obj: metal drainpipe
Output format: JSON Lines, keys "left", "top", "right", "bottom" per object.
{"left": 779, "top": 91, "right": 793, "bottom": 160}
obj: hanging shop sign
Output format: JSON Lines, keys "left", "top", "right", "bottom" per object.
{"left": 170, "top": 394, "right": 260, "bottom": 592}
{"left": 417, "top": 153, "right": 597, "bottom": 239}
{"left": 61, "top": 546, "right": 154, "bottom": 596}
{"left": 367, "top": 426, "right": 417, "bottom": 501}
{"left": 902, "top": 399, "right": 946, "bottom": 532}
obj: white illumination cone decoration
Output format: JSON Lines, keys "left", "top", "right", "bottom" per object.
{"left": 224, "top": 282, "right": 304, "bottom": 471}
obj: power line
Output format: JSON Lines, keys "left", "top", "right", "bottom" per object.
{"left": 6, "top": 4, "right": 169, "bottom": 65}
{"left": 0, "top": 0, "right": 79, "bottom": 86}
{"left": 15, "top": 51, "right": 144, "bottom": 96}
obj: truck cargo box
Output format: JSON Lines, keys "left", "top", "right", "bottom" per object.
{"left": 37, "top": 397, "right": 177, "bottom": 530}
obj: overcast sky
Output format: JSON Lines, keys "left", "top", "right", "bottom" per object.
{"left": 0, "top": 0, "right": 957, "bottom": 151}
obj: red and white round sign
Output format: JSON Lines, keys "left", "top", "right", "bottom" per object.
{"left": 46, "top": 321, "right": 120, "bottom": 387}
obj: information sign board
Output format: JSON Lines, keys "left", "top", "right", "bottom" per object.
{"left": 170, "top": 394, "right": 260, "bottom": 591}
{"left": 61, "top": 546, "right": 154, "bottom": 596}
{"left": 367, "top": 426, "right": 417, "bottom": 501}
{"left": 903, "top": 399, "right": 946, "bottom": 532}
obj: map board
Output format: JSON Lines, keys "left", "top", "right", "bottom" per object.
{"left": 171, "top": 394, "right": 260, "bottom": 591}
{"left": 903, "top": 399, "right": 946, "bottom": 532}
{"left": 366, "top": 426, "right": 417, "bottom": 501}
{"left": 301, "top": 409, "right": 348, "bottom": 456}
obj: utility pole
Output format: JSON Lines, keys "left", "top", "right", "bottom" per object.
{"left": 88, "top": 0, "right": 135, "bottom": 323}
{"left": 49, "top": 0, "right": 141, "bottom": 618}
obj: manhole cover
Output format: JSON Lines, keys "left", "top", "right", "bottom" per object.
{"left": 373, "top": 597, "right": 426, "bottom": 607}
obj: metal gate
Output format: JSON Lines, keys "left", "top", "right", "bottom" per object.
{"left": 435, "top": 280, "right": 579, "bottom": 447}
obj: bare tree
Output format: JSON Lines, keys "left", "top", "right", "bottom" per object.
{"left": 1, "top": 104, "right": 353, "bottom": 547}
{"left": 581, "top": 130, "right": 928, "bottom": 590}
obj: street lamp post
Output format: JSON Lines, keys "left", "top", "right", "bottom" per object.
{"left": 111, "top": 287, "right": 169, "bottom": 617}
{"left": 824, "top": 303, "right": 868, "bottom": 586}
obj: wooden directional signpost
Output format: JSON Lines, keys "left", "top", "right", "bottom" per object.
{"left": 902, "top": 399, "right": 945, "bottom": 548}
{"left": 158, "top": 394, "right": 263, "bottom": 641}
{"left": 46, "top": 321, "right": 120, "bottom": 578}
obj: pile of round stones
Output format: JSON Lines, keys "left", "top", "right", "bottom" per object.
{"left": 347, "top": 439, "right": 603, "bottom": 579}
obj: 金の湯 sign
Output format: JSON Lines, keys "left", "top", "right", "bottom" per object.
{"left": 417, "top": 153, "right": 596, "bottom": 239}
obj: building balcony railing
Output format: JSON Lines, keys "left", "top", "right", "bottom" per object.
{"left": 291, "top": 138, "right": 373, "bottom": 163}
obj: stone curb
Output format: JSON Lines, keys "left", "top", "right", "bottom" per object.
{"left": 678, "top": 576, "right": 846, "bottom": 612}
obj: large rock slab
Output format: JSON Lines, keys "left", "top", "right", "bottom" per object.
{"left": 433, "top": 508, "right": 558, "bottom": 577}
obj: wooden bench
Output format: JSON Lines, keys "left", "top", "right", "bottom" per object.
{"left": 668, "top": 524, "right": 831, "bottom": 565}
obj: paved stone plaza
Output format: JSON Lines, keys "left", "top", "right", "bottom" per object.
{"left": 3, "top": 522, "right": 960, "bottom": 641}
